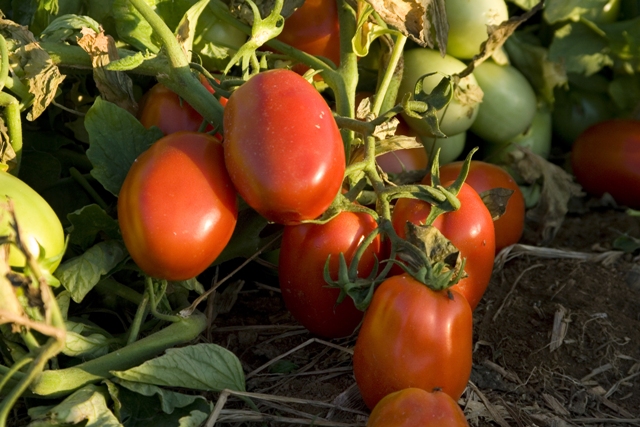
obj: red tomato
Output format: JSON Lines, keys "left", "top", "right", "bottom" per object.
{"left": 276, "top": 0, "right": 341, "bottom": 72}
{"left": 571, "top": 119, "right": 640, "bottom": 209}
{"left": 391, "top": 182, "right": 495, "bottom": 310}
{"left": 353, "top": 274, "right": 473, "bottom": 409}
{"left": 367, "top": 388, "right": 469, "bottom": 427}
{"left": 118, "top": 132, "right": 237, "bottom": 281}
{"left": 278, "top": 211, "right": 382, "bottom": 338}
{"left": 223, "top": 69, "right": 345, "bottom": 224}
{"left": 138, "top": 77, "right": 227, "bottom": 136}
{"left": 434, "top": 161, "right": 525, "bottom": 253}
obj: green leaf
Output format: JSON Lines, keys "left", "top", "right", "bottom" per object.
{"left": 40, "top": 13, "right": 101, "bottom": 42}
{"left": 105, "top": 52, "right": 149, "bottom": 71}
{"left": 66, "top": 204, "right": 121, "bottom": 251}
{"left": 27, "top": 384, "right": 122, "bottom": 427}
{"left": 113, "top": 379, "right": 207, "bottom": 414}
{"left": 112, "top": 343, "right": 246, "bottom": 393}
{"left": 175, "top": 0, "right": 209, "bottom": 62}
{"left": 609, "top": 74, "right": 640, "bottom": 113}
{"left": 613, "top": 235, "right": 640, "bottom": 253}
{"left": 268, "top": 359, "right": 298, "bottom": 374}
{"left": 214, "top": 207, "right": 274, "bottom": 264}
{"left": 85, "top": 97, "right": 163, "bottom": 196}
{"left": 178, "top": 411, "right": 209, "bottom": 427}
{"left": 62, "top": 319, "right": 112, "bottom": 359}
{"left": 544, "top": 0, "right": 614, "bottom": 23}
{"left": 548, "top": 21, "right": 612, "bottom": 75}
{"left": 54, "top": 240, "right": 127, "bottom": 303}
{"left": 600, "top": 16, "right": 640, "bottom": 72}
{"left": 506, "top": 0, "right": 540, "bottom": 11}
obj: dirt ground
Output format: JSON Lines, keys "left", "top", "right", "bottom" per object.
{"left": 205, "top": 201, "right": 640, "bottom": 426}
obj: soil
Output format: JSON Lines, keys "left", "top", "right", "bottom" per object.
{"left": 205, "top": 202, "right": 640, "bottom": 426}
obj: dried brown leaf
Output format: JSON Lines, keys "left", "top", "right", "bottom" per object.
{"left": 77, "top": 28, "right": 137, "bottom": 115}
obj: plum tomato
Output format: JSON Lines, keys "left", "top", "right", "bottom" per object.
{"left": 571, "top": 119, "right": 640, "bottom": 209}
{"left": 278, "top": 210, "right": 382, "bottom": 338}
{"left": 398, "top": 48, "right": 482, "bottom": 137}
{"left": 223, "top": 69, "right": 345, "bottom": 225}
{"left": 392, "top": 182, "right": 495, "bottom": 309}
{"left": 118, "top": 132, "right": 237, "bottom": 281}
{"left": 353, "top": 274, "right": 473, "bottom": 409}
{"left": 435, "top": 161, "right": 525, "bottom": 253}
{"left": 0, "top": 171, "right": 65, "bottom": 271}
{"left": 367, "top": 388, "right": 469, "bottom": 427}
{"left": 138, "top": 77, "right": 226, "bottom": 136}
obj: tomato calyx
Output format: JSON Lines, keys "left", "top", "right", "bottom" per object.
{"left": 401, "top": 73, "right": 455, "bottom": 138}
{"left": 224, "top": 0, "right": 285, "bottom": 78}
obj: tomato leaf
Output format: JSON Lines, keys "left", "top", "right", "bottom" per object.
{"left": 54, "top": 240, "right": 127, "bottom": 303}
{"left": 609, "top": 74, "right": 640, "bottom": 113}
{"left": 40, "top": 13, "right": 102, "bottom": 43}
{"left": 548, "top": 21, "right": 612, "bottom": 76}
{"left": 66, "top": 204, "right": 121, "bottom": 252}
{"left": 175, "top": 0, "right": 210, "bottom": 60}
{"left": 544, "top": 0, "right": 614, "bottom": 24}
{"left": 27, "top": 384, "right": 121, "bottom": 427}
{"left": 85, "top": 97, "right": 163, "bottom": 196}
{"left": 613, "top": 235, "right": 640, "bottom": 254}
{"left": 62, "top": 319, "right": 112, "bottom": 359}
{"left": 111, "top": 343, "right": 246, "bottom": 393}
{"left": 112, "top": 379, "right": 209, "bottom": 414}
{"left": 480, "top": 187, "right": 514, "bottom": 221}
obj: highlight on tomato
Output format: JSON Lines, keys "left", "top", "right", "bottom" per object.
{"left": 278, "top": 210, "right": 382, "bottom": 338}
{"left": 353, "top": 273, "right": 473, "bottom": 410}
{"left": 0, "top": 171, "right": 66, "bottom": 271}
{"left": 118, "top": 132, "right": 238, "bottom": 281}
{"left": 571, "top": 119, "right": 640, "bottom": 209}
{"left": 436, "top": 161, "right": 525, "bottom": 253}
{"left": 367, "top": 388, "right": 469, "bottom": 427}
{"left": 391, "top": 182, "right": 495, "bottom": 310}
{"left": 223, "top": 68, "right": 345, "bottom": 225}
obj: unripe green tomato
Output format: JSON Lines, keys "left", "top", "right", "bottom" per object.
{"left": 398, "top": 48, "right": 482, "bottom": 137}
{"left": 445, "top": 0, "right": 509, "bottom": 59}
{"left": 470, "top": 61, "right": 537, "bottom": 144}
{"left": 584, "top": 0, "right": 620, "bottom": 23}
{"left": 483, "top": 104, "right": 552, "bottom": 175}
{"left": 421, "top": 131, "right": 467, "bottom": 165}
{"left": 0, "top": 171, "right": 65, "bottom": 271}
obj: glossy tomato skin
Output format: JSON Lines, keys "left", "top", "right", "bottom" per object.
{"left": 436, "top": 161, "right": 525, "bottom": 253}
{"left": 118, "top": 132, "right": 237, "bottom": 281}
{"left": 571, "top": 119, "right": 640, "bottom": 209}
{"left": 276, "top": 0, "right": 341, "bottom": 68}
{"left": 391, "top": 182, "right": 495, "bottom": 309}
{"left": 278, "top": 211, "right": 382, "bottom": 338}
{"left": 353, "top": 274, "right": 473, "bottom": 410}
{"left": 367, "top": 388, "right": 469, "bottom": 427}
{"left": 223, "top": 69, "right": 345, "bottom": 224}
{"left": 0, "top": 172, "right": 65, "bottom": 271}
{"left": 138, "top": 78, "right": 226, "bottom": 136}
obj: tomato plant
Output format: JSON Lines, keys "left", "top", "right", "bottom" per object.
{"left": 0, "top": 171, "right": 65, "bottom": 271}
{"left": 278, "top": 210, "right": 382, "bottom": 338}
{"left": 436, "top": 161, "right": 525, "bottom": 253}
{"left": 398, "top": 48, "right": 481, "bottom": 137}
{"left": 367, "top": 388, "right": 469, "bottom": 427}
{"left": 445, "top": 0, "right": 509, "bottom": 59}
{"left": 353, "top": 273, "right": 473, "bottom": 409}
{"left": 470, "top": 61, "right": 537, "bottom": 144}
{"left": 223, "top": 69, "right": 345, "bottom": 225}
{"left": 276, "top": 0, "right": 341, "bottom": 69}
{"left": 571, "top": 119, "right": 640, "bottom": 209}
{"left": 118, "top": 132, "right": 238, "bottom": 281}
{"left": 391, "top": 182, "right": 495, "bottom": 309}
{"left": 138, "top": 78, "right": 227, "bottom": 136}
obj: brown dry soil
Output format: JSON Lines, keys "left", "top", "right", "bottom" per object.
{"left": 206, "top": 203, "right": 640, "bottom": 426}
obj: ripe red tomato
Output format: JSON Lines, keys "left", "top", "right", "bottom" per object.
{"left": 223, "top": 69, "right": 345, "bottom": 225}
{"left": 118, "top": 132, "right": 237, "bottom": 281}
{"left": 276, "top": 0, "right": 341, "bottom": 71}
{"left": 138, "top": 78, "right": 227, "bottom": 136}
{"left": 278, "top": 211, "right": 382, "bottom": 338}
{"left": 367, "top": 388, "right": 469, "bottom": 427}
{"left": 391, "top": 182, "right": 495, "bottom": 310}
{"left": 353, "top": 274, "right": 473, "bottom": 410}
{"left": 571, "top": 119, "right": 640, "bottom": 209}
{"left": 434, "top": 161, "right": 525, "bottom": 253}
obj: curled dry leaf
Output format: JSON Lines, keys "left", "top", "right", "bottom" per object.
{"left": 507, "top": 146, "right": 584, "bottom": 246}
{"left": 480, "top": 187, "right": 514, "bottom": 221}
{"left": 0, "top": 17, "right": 65, "bottom": 121}
{"left": 77, "top": 28, "right": 138, "bottom": 115}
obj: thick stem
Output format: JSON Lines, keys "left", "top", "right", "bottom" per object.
{"left": 0, "top": 93, "right": 22, "bottom": 175}
{"left": 372, "top": 34, "right": 406, "bottom": 116}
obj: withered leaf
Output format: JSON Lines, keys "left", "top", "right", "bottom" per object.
{"left": 404, "top": 221, "right": 458, "bottom": 265}
{"left": 77, "top": 28, "right": 137, "bottom": 115}
{"left": 480, "top": 187, "right": 514, "bottom": 221}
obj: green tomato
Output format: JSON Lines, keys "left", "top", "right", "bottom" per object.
{"left": 0, "top": 172, "right": 65, "bottom": 271}
{"left": 398, "top": 48, "right": 482, "bottom": 137}
{"left": 470, "top": 61, "right": 537, "bottom": 144}
{"left": 421, "top": 131, "right": 467, "bottom": 165}
{"left": 445, "top": 0, "right": 509, "bottom": 59}
{"left": 193, "top": 8, "right": 248, "bottom": 71}
{"left": 584, "top": 0, "right": 620, "bottom": 23}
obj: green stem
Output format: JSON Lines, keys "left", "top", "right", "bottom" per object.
{"left": 0, "top": 35, "right": 9, "bottom": 92}
{"left": 126, "top": 292, "right": 149, "bottom": 345}
{"left": 95, "top": 278, "right": 144, "bottom": 305}
{"left": 0, "top": 92, "right": 23, "bottom": 176}
{"left": 69, "top": 167, "right": 109, "bottom": 210}
{"left": 127, "top": 0, "right": 224, "bottom": 132}
{"left": 20, "top": 330, "right": 41, "bottom": 352}
{"left": 29, "top": 311, "right": 207, "bottom": 398}
{"left": 146, "top": 277, "right": 181, "bottom": 323}
{"left": 372, "top": 34, "right": 406, "bottom": 116}
{"left": 0, "top": 356, "right": 32, "bottom": 396}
